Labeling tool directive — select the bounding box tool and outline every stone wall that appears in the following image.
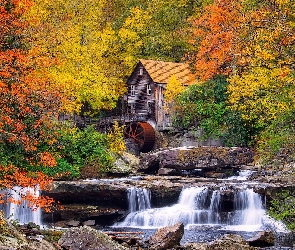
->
[155,129,223,149]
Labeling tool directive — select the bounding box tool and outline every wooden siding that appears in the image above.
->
[126,62,156,123]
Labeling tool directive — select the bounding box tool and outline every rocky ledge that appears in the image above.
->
[139,146,254,178]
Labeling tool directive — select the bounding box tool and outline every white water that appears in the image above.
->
[3,187,42,225]
[227,170,254,180]
[225,189,266,231]
[115,186,287,232]
[127,187,151,212]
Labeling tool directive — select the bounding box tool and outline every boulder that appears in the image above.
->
[147,222,184,250]
[247,231,275,247]
[183,242,208,250]
[66,220,80,227]
[139,146,254,177]
[111,152,140,176]
[207,234,256,250]
[83,220,96,226]
[58,225,128,250]
[139,153,161,174]
[0,213,56,250]
[184,234,257,250]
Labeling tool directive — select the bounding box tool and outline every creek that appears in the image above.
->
[109,179,291,247]
[1,171,294,248]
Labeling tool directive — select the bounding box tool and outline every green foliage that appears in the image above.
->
[222,110,254,147]
[172,75,228,139]
[39,229,64,243]
[54,124,115,178]
[257,110,295,162]
[27,123,115,179]
[269,190,295,230]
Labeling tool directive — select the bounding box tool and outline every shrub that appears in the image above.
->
[268,190,295,230]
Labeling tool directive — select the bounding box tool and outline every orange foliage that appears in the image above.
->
[0,0,60,210]
[0,165,54,211]
[188,0,242,80]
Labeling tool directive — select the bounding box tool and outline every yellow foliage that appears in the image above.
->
[107,121,126,154]
[228,67,295,126]
[165,75,185,105]
[26,0,128,115]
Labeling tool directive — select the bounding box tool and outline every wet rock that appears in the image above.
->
[247,231,275,247]
[147,222,184,250]
[139,153,160,174]
[43,181,128,207]
[139,146,254,177]
[110,152,140,176]
[0,213,56,250]
[58,225,128,250]
[185,234,257,250]
[158,167,180,175]
[66,220,80,227]
[208,234,256,249]
[83,220,96,226]
[183,242,208,250]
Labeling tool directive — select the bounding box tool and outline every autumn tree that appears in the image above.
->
[164,75,185,111]
[188,0,243,80]
[26,0,199,118]
[189,0,295,151]
[227,0,295,136]
[0,0,60,210]
[27,0,135,115]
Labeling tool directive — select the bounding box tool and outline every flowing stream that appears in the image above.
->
[112,185,290,246]
[0,177,291,247]
[115,187,269,230]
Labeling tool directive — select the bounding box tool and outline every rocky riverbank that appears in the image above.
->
[3,146,295,249]
[41,146,295,227]
[42,175,295,227]
[1,219,292,250]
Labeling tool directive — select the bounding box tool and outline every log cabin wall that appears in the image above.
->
[126,62,157,125]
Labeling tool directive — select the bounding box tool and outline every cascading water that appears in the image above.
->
[127,187,151,212]
[115,186,268,231]
[225,188,265,231]
[2,186,42,225]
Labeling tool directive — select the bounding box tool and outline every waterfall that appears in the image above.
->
[3,187,42,225]
[234,188,265,225]
[115,186,267,230]
[127,187,151,212]
[208,190,221,224]
[224,188,265,231]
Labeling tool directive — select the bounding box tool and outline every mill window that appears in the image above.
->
[147,84,152,95]
[130,103,135,114]
[131,85,135,96]
[139,67,143,76]
[147,102,152,113]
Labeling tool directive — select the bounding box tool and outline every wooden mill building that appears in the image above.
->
[122,59,193,153]
[125,59,193,130]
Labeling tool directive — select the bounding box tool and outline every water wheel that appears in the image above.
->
[124,122,155,152]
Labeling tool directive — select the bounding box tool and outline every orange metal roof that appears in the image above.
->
[140,59,194,86]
